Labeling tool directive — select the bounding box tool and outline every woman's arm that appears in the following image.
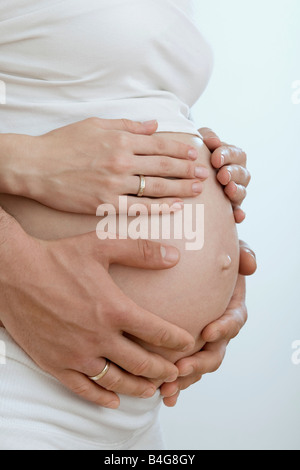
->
[0,118,208,214]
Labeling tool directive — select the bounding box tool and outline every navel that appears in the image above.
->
[220,254,232,271]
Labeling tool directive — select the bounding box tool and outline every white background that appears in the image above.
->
[161,0,300,450]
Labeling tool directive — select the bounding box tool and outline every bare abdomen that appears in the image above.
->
[0,133,239,364]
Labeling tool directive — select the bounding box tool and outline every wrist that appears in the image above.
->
[0,133,39,197]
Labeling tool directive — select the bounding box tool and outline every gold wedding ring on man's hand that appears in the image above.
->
[88,360,111,382]
[137,175,146,197]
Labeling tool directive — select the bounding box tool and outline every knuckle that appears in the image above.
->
[152,179,166,195]
[137,238,156,263]
[153,327,171,346]
[211,357,223,373]
[246,170,252,185]
[104,375,122,391]
[185,163,194,178]
[242,150,247,164]
[131,358,151,376]
[115,132,131,150]
[70,382,91,398]
[86,117,101,127]
[155,137,166,153]
[158,158,171,174]
[120,118,135,132]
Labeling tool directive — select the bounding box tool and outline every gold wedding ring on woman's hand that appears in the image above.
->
[137,175,146,197]
[88,360,111,382]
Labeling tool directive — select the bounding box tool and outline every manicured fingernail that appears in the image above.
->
[192,182,203,194]
[161,246,180,263]
[141,388,156,399]
[188,148,198,160]
[170,202,184,212]
[142,120,158,127]
[179,367,194,377]
[226,170,232,183]
[195,167,209,178]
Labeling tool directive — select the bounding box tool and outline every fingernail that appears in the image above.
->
[244,248,256,260]
[165,374,178,383]
[141,388,156,399]
[106,401,120,409]
[142,120,157,127]
[170,202,184,212]
[161,246,180,263]
[220,154,225,166]
[167,388,180,398]
[195,167,209,179]
[188,149,198,160]
[192,182,203,194]
[179,366,194,377]
[226,170,232,183]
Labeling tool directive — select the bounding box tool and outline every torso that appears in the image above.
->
[0,1,238,368]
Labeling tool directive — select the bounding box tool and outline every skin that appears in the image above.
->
[0,118,255,408]
[162,130,255,406]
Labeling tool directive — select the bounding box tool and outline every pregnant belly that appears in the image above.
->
[0,133,239,365]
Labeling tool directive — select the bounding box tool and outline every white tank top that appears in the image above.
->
[0,0,213,136]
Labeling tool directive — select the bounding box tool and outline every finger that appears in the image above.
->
[233,207,246,224]
[211,146,247,169]
[133,135,198,160]
[126,196,185,215]
[85,360,157,399]
[175,374,203,393]
[217,165,251,187]
[239,241,257,276]
[160,380,180,398]
[198,127,222,151]
[224,182,247,206]
[133,155,209,179]
[121,300,195,352]
[128,175,204,198]
[107,336,179,382]
[202,311,246,343]
[163,391,180,408]
[54,369,120,408]
[93,117,159,135]
[105,238,181,269]
[176,341,228,378]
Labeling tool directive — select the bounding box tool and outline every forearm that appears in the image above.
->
[0,133,36,196]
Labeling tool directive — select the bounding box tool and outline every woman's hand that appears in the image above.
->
[199,128,251,224]
[1,118,209,214]
[160,241,257,407]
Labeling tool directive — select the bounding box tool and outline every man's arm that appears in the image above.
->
[0,208,194,407]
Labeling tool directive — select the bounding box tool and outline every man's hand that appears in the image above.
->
[160,241,257,407]
[199,128,251,224]
[0,209,195,409]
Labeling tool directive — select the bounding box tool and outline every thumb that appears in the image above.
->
[198,127,222,151]
[96,118,158,135]
[106,238,181,270]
